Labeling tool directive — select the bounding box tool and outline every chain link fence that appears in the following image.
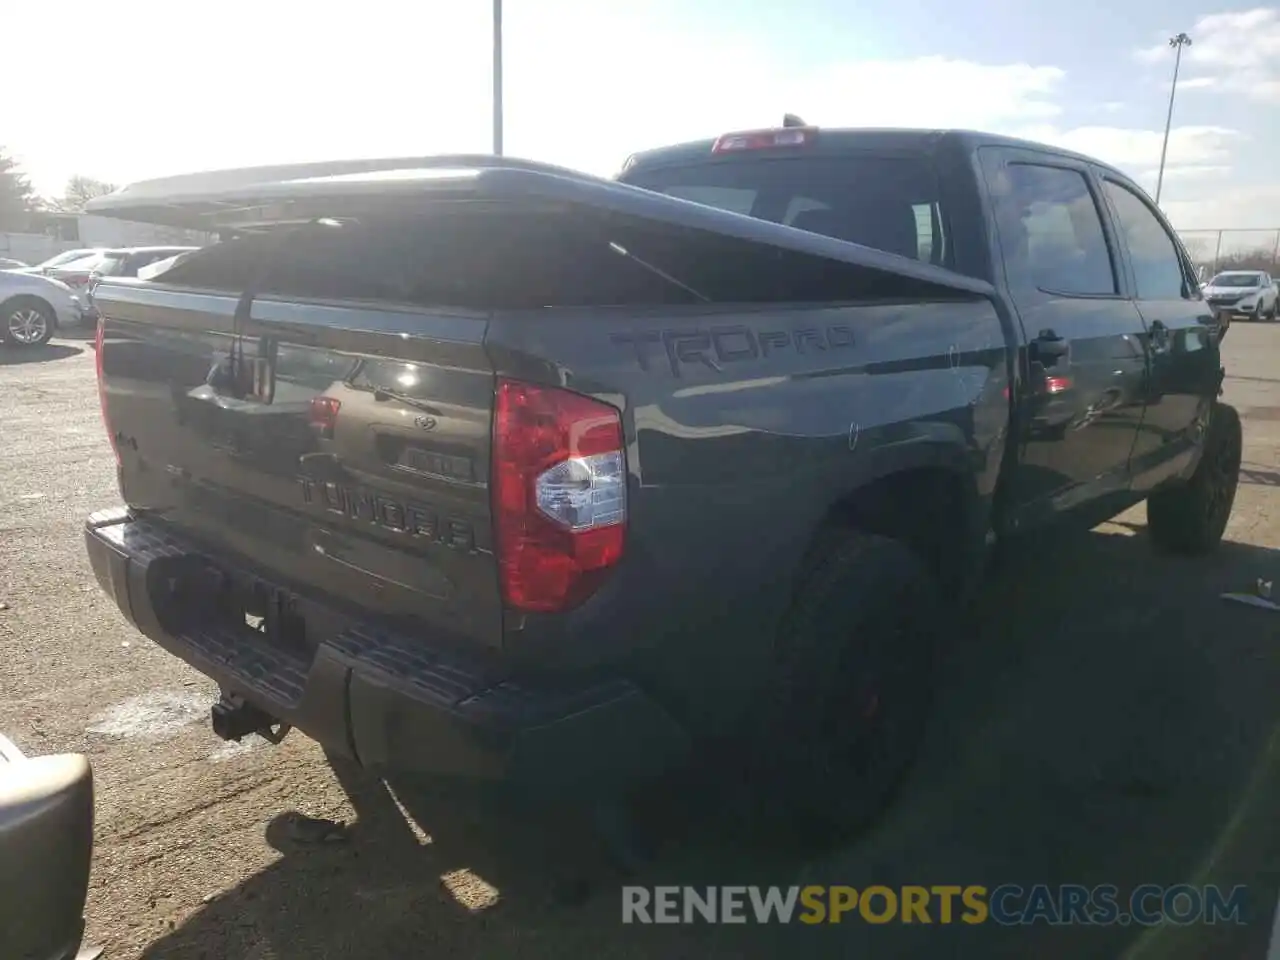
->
[1176,229,1280,281]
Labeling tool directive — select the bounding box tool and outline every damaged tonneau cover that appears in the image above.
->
[85,154,993,298]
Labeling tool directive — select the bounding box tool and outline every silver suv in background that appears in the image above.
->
[1202,270,1279,321]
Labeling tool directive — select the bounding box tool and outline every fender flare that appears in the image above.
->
[830,424,993,593]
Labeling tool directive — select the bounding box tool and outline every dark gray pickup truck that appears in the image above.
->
[83,125,1239,839]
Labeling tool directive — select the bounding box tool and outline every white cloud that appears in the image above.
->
[1163,182,1280,233]
[3,1,1070,196]
[1134,8,1280,101]
[1136,163,1233,181]
[0,0,1268,230]
[1017,124,1242,171]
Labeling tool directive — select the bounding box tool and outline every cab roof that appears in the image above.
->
[620,127,1130,182]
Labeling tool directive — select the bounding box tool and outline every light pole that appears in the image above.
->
[492,0,504,156]
[1155,32,1192,206]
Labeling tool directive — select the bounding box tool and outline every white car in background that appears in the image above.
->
[1202,270,1278,321]
[0,270,84,347]
[9,248,106,276]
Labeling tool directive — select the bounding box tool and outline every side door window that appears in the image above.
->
[1100,179,1194,301]
[995,163,1117,296]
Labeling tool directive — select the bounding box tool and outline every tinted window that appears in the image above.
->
[93,253,129,276]
[621,156,948,265]
[39,249,95,269]
[995,164,1116,296]
[1102,180,1188,299]
[1209,273,1264,288]
[664,185,756,217]
[54,254,105,273]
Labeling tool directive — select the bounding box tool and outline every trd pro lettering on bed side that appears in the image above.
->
[611,324,856,377]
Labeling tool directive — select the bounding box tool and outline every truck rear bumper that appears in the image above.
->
[85,507,690,795]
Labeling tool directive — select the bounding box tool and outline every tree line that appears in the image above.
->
[0,146,117,232]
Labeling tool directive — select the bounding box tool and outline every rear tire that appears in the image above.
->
[1,296,55,347]
[747,532,941,843]
[1146,402,1242,555]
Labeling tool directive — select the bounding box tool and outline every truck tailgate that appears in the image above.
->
[96,283,502,647]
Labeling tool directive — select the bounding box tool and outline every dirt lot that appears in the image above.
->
[4,324,1280,959]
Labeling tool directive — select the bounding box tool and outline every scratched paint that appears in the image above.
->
[87,689,208,739]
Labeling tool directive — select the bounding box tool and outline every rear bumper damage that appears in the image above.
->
[85,507,689,795]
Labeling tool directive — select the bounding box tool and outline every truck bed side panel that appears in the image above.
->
[486,297,1010,724]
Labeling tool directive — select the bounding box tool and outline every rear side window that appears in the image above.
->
[94,254,129,277]
[993,163,1116,296]
[1102,180,1191,300]
[621,156,948,266]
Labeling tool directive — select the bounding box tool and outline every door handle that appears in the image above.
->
[1031,330,1069,362]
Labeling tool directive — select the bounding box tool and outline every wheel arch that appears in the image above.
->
[802,435,991,600]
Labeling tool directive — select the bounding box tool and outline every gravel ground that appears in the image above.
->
[3,323,1280,959]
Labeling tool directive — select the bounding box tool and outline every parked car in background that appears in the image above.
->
[0,258,28,271]
[135,248,200,281]
[1202,270,1278,321]
[82,246,200,319]
[0,269,83,347]
[43,254,112,306]
[11,248,106,276]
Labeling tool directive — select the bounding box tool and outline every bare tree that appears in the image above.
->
[1214,249,1279,274]
[56,175,118,213]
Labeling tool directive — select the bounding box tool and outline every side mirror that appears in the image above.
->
[0,734,94,960]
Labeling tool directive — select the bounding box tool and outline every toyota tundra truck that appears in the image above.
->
[83,126,1239,838]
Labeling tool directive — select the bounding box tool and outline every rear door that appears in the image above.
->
[1097,175,1219,489]
[979,147,1150,518]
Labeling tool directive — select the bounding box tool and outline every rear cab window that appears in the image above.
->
[619,154,950,268]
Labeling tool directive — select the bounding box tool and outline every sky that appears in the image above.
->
[6,0,1280,246]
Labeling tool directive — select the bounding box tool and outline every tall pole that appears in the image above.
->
[1155,32,1192,206]
[492,0,504,156]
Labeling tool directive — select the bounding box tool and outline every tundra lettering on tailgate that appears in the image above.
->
[612,323,856,377]
[297,477,478,552]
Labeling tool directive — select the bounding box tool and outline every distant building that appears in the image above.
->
[32,210,212,247]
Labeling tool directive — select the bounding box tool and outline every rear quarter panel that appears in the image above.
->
[487,298,1011,728]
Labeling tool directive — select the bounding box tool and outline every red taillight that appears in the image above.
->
[94,318,120,465]
[493,379,627,613]
[711,126,818,154]
[309,396,340,438]
[1045,376,1072,394]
